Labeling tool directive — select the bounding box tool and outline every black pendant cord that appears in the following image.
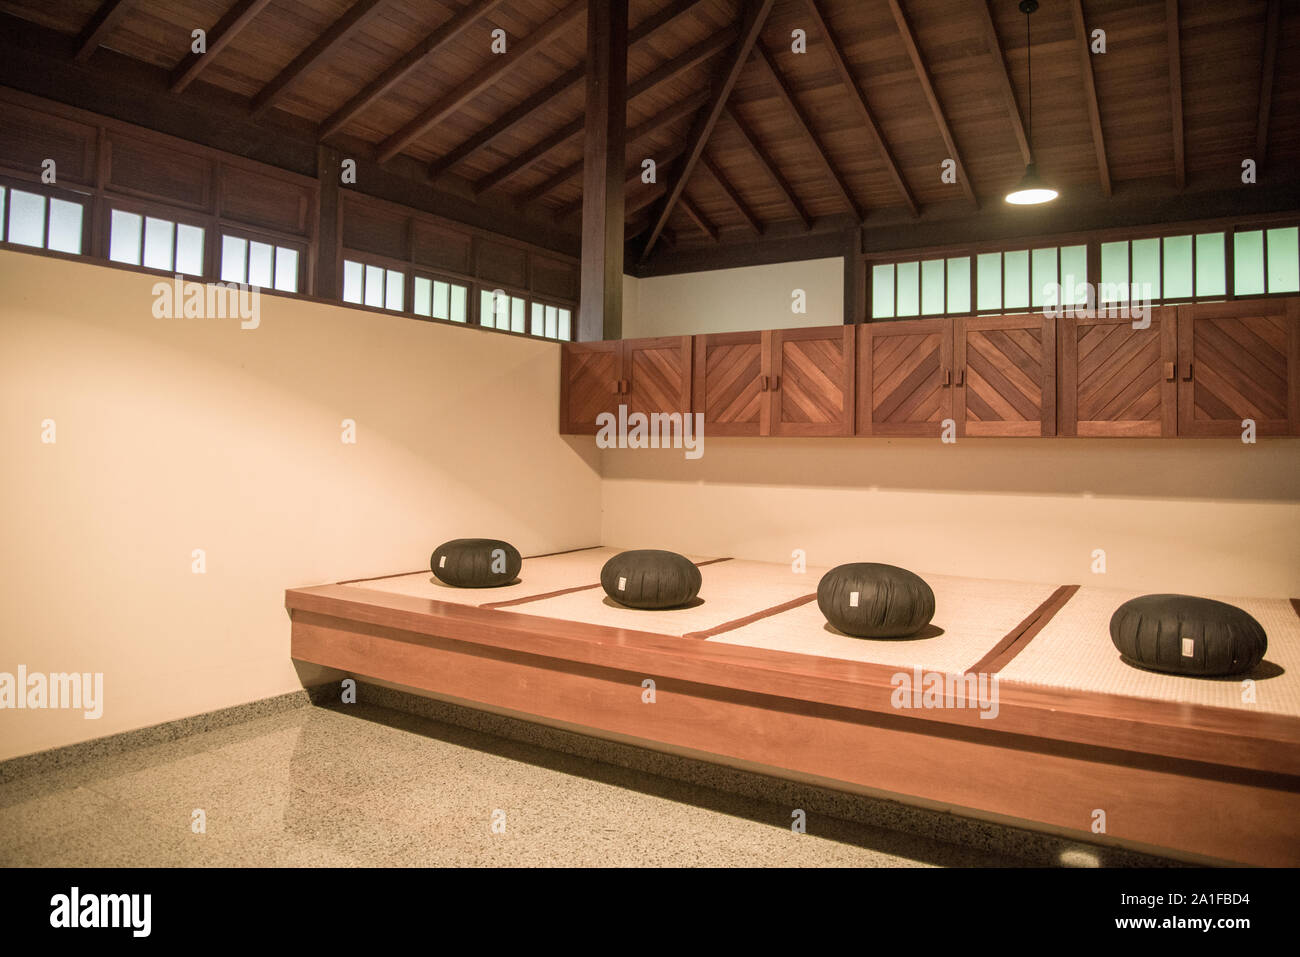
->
[1026,7,1032,161]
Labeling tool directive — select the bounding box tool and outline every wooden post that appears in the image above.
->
[578,0,627,342]
[844,227,864,324]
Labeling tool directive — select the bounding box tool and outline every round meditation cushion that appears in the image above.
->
[600,549,702,609]
[430,538,521,588]
[817,563,936,638]
[1108,594,1267,676]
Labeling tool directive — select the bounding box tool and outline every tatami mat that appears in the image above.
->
[708,575,1061,674]
[998,587,1300,716]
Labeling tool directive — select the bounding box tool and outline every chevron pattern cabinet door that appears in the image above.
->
[1177,299,1299,437]
[693,332,766,435]
[857,318,952,436]
[770,326,855,436]
[955,315,1056,436]
[1058,308,1177,437]
[560,342,620,434]
[625,336,693,420]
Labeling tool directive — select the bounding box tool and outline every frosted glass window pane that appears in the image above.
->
[510,297,526,333]
[143,217,174,271]
[558,308,571,340]
[545,305,558,339]
[1060,245,1087,305]
[1004,249,1029,310]
[1162,235,1193,299]
[976,252,1001,311]
[248,241,273,288]
[531,302,544,335]
[385,270,403,311]
[450,284,467,322]
[47,198,83,254]
[0,189,5,238]
[432,281,450,320]
[1131,237,1160,302]
[1266,227,1299,293]
[342,259,363,303]
[479,290,496,327]
[413,277,432,316]
[1030,248,1057,308]
[1195,232,1225,297]
[7,189,45,247]
[920,259,945,315]
[364,265,384,307]
[1234,230,1265,296]
[274,246,298,292]
[221,235,246,282]
[896,261,919,317]
[109,209,142,264]
[1099,241,1128,302]
[946,257,970,313]
[871,264,894,318]
[176,224,203,276]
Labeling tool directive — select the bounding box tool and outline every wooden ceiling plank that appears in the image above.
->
[251,0,388,119]
[318,0,511,141]
[376,0,585,164]
[558,145,688,220]
[74,0,135,62]
[974,0,1031,167]
[752,40,865,221]
[170,0,274,93]
[701,152,762,234]
[679,193,719,243]
[1068,0,1111,197]
[1256,0,1280,166]
[1167,0,1184,189]
[886,0,976,205]
[724,105,813,231]
[641,0,776,261]
[804,0,918,217]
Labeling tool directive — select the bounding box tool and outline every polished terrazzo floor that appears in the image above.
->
[1,703,1028,867]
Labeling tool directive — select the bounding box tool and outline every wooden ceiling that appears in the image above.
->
[5,0,1297,261]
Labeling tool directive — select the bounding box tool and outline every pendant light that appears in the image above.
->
[1005,0,1059,205]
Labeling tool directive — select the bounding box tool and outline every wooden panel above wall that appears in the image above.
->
[476,237,529,290]
[105,131,212,211]
[412,220,473,276]
[0,100,97,185]
[219,163,313,236]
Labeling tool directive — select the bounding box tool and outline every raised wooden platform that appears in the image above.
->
[286,558,1300,866]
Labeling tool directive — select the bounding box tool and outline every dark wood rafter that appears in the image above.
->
[74,0,135,61]
[318,0,511,141]
[1069,0,1112,197]
[434,0,720,184]
[803,0,919,217]
[251,0,388,120]
[724,105,813,231]
[752,41,865,221]
[1167,0,1184,189]
[1256,0,1280,167]
[170,0,273,93]
[640,0,777,262]
[887,0,976,205]
[376,0,585,165]
[559,145,688,221]
[700,152,762,234]
[974,0,1031,167]
[679,193,719,242]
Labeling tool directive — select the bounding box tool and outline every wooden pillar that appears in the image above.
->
[577,0,628,342]
[843,227,864,323]
[315,144,341,299]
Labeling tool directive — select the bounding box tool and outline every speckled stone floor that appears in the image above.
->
[0,703,1031,867]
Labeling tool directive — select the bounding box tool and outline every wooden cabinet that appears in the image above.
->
[693,331,766,436]
[1058,307,1177,437]
[560,336,691,434]
[955,314,1056,437]
[857,318,953,437]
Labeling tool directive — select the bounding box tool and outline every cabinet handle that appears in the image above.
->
[955,368,965,387]
[1163,361,1175,382]
[943,369,951,387]
[760,375,769,392]
[771,375,781,391]
[1181,361,1193,382]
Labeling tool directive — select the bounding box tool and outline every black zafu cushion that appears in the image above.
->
[1109,594,1267,676]
[817,563,935,638]
[601,549,701,609]
[430,538,521,588]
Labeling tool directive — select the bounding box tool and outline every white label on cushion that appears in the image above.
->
[1181,637,1194,657]
[439,556,446,568]
[618,576,627,591]
[849,591,859,608]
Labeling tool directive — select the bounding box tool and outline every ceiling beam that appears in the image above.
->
[74,0,135,62]
[640,0,776,261]
[376,0,584,164]
[974,0,1031,167]
[558,145,687,220]
[803,0,918,217]
[318,0,509,141]
[429,0,716,182]
[752,41,865,221]
[724,106,813,231]
[251,0,388,120]
[1256,0,1280,167]
[1068,0,1111,196]
[701,152,763,234]
[679,194,719,243]
[1167,0,1184,189]
[886,0,976,205]
[466,24,738,192]
[170,0,273,93]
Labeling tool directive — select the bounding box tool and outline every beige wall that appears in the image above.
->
[621,257,843,338]
[0,252,601,760]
